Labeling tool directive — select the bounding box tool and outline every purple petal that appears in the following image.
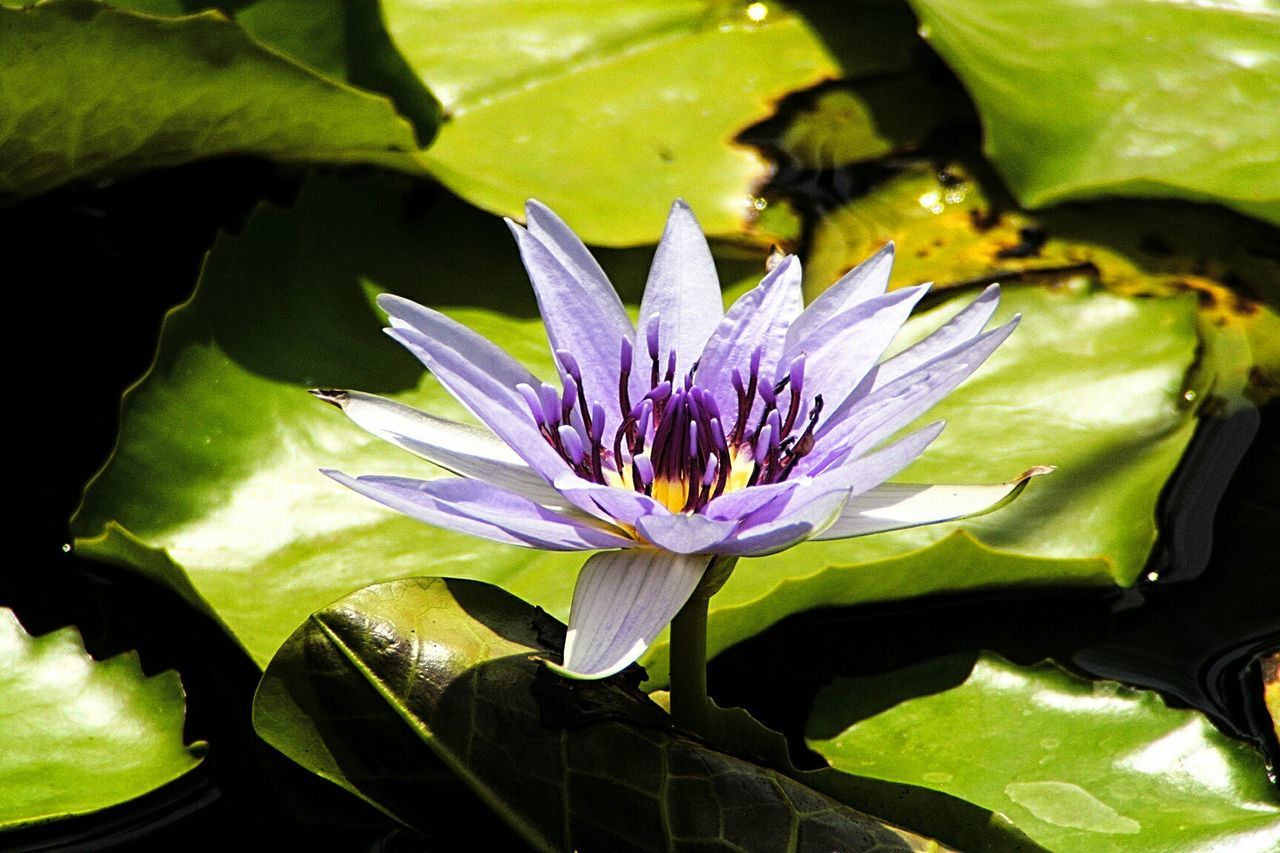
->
[869,284,1002,391]
[554,549,712,680]
[630,200,722,401]
[634,513,739,554]
[717,421,946,556]
[801,319,1017,476]
[784,243,894,351]
[322,471,633,551]
[812,466,1054,540]
[377,295,571,485]
[508,213,631,437]
[714,489,849,556]
[695,255,803,426]
[314,390,565,507]
[552,474,669,526]
[702,477,804,521]
[785,284,930,422]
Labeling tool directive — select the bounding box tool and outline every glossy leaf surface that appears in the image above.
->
[0,0,425,199]
[906,0,1280,224]
[0,609,203,829]
[809,654,1280,852]
[382,0,840,245]
[254,576,938,851]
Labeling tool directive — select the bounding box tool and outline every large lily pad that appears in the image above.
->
[808,653,1280,852]
[0,608,204,829]
[0,0,426,199]
[382,0,840,245]
[74,173,1198,680]
[253,576,942,851]
[906,0,1280,224]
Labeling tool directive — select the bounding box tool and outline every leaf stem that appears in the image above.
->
[668,555,737,738]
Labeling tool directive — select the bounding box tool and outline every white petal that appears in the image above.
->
[313,390,566,508]
[812,466,1054,540]
[553,549,711,680]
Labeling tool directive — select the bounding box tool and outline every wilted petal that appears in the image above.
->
[631,200,723,399]
[322,471,633,551]
[555,549,711,680]
[635,512,739,554]
[783,243,894,351]
[813,466,1055,540]
[695,255,802,421]
[313,390,564,507]
[868,284,1002,391]
[802,320,1017,476]
[378,295,571,485]
[509,211,631,436]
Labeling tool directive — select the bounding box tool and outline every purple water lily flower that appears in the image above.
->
[316,200,1048,681]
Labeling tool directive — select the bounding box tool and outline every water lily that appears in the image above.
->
[315,200,1048,698]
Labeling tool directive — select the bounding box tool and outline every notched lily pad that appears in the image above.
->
[382,0,841,245]
[809,653,1280,853]
[0,608,204,830]
[253,576,943,851]
[0,0,426,200]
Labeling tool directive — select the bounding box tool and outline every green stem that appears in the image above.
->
[668,555,738,738]
[669,592,710,736]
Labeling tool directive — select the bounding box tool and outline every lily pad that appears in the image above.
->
[802,163,1280,402]
[382,0,840,245]
[0,0,426,200]
[808,653,1280,852]
[906,0,1280,224]
[253,576,943,850]
[0,608,204,829]
[74,173,1200,680]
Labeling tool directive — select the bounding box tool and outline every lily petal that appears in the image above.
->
[508,212,631,436]
[786,283,931,421]
[869,283,1002,391]
[695,254,803,424]
[556,549,711,680]
[812,466,1055,540]
[631,200,723,399]
[322,471,633,551]
[552,474,669,526]
[312,390,565,507]
[635,513,740,554]
[803,319,1017,475]
[715,489,849,557]
[783,242,894,351]
[377,295,571,485]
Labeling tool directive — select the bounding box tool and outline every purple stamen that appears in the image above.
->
[559,424,584,466]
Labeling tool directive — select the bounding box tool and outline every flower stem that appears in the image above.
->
[668,555,738,739]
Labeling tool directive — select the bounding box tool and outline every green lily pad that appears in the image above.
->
[808,653,1280,852]
[73,173,1198,682]
[109,0,442,142]
[254,575,944,850]
[0,0,426,200]
[381,0,839,245]
[906,0,1280,224]
[0,608,204,829]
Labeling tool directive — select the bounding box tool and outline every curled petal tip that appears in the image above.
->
[309,388,350,409]
[1016,465,1057,481]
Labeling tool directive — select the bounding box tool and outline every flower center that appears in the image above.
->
[518,318,823,513]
